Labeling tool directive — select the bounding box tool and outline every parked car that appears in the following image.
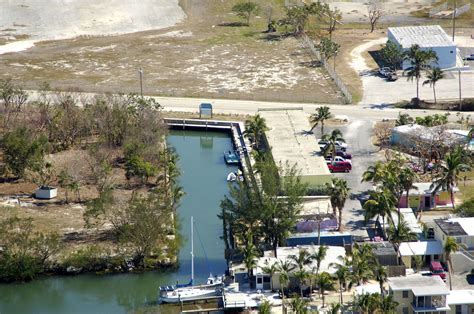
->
[327,161,352,173]
[318,140,348,151]
[386,72,398,81]
[464,53,474,61]
[325,156,352,164]
[379,67,395,77]
[430,261,446,281]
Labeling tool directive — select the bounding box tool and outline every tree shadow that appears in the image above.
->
[217,22,248,27]
[299,60,323,68]
[260,32,292,42]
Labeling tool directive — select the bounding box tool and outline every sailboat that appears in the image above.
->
[158,217,224,304]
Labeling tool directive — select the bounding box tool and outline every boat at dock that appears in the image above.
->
[158,217,224,304]
[224,150,240,165]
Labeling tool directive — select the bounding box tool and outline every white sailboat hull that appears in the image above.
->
[159,288,219,303]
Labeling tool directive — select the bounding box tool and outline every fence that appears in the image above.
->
[300,33,353,104]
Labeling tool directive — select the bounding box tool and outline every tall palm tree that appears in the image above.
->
[294,269,309,297]
[289,249,313,271]
[244,114,269,149]
[350,244,376,286]
[374,264,387,299]
[316,272,335,308]
[444,236,467,290]
[331,262,350,304]
[387,219,417,247]
[310,106,332,135]
[379,294,399,313]
[289,295,309,314]
[363,189,397,238]
[242,235,259,285]
[277,260,295,307]
[353,293,380,314]
[321,129,345,161]
[260,260,278,292]
[361,161,386,185]
[312,245,329,276]
[423,67,444,104]
[399,167,418,215]
[431,147,471,211]
[403,44,438,101]
[326,178,351,231]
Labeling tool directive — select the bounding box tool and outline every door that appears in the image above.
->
[424,195,431,209]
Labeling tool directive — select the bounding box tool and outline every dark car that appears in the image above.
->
[327,161,352,173]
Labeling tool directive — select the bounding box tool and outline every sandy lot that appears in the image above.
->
[0,0,342,104]
[0,0,185,41]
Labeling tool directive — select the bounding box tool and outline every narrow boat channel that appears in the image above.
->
[0,129,238,314]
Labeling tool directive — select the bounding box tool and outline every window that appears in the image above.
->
[456,305,462,314]
[402,307,409,314]
[456,237,462,244]
[402,290,409,298]
[256,277,263,284]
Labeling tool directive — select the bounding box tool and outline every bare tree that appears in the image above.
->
[373,121,395,149]
[0,79,28,129]
[367,2,384,33]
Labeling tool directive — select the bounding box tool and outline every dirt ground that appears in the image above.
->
[0,0,342,104]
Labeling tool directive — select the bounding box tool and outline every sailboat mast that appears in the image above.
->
[191,216,194,284]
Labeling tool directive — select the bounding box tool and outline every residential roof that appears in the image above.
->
[378,208,422,234]
[447,289,474,305]
[259,109,330,179]
[388,275,449,296]
[355,283,380,295]
[398,241,443,257]
[255,245,345,276]
[436,217,474,236]
[435,218,470,236]
[300,197,332,217]
[367,241,397,256]
[407,182,458,196]
[388,25,454,49]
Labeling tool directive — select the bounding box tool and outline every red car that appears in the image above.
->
[327,161,352,173]
[430,261,446,280]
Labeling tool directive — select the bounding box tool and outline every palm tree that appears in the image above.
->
[403,44,438,101]
[387,219,417,246]
[327,303,342,314]
[423,67,444,104]
[431,147,471,211]
[353,293,379,314]
[399,167,418,215]
[310,106,332,135]
[58,169,72,203]
[294,269,309,297]
[261,260,278,291]
[363,189,397,238]
[374,264,387,299]
[277,260,295,307]
[444,236,467,290]
[312,245,329,276]
[289,295,309,314]
[331,262,350,304]
[244,114,268,149]
[289,249,313,271]
[350,244,376,286]
[361,161,386,185]
[326,178,351,231]
[242,235,259,285]
[379,294,399,313]
[258,299,272,314]
[321,129,345,161]
[316,272,335,308]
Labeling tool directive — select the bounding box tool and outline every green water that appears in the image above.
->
[0,130,237,314]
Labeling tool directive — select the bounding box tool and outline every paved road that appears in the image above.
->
[319,118,379,237]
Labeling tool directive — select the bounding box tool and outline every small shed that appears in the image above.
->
[35,186,58,199]
[199,103,213,118]
[368,241,399,266]
[387,25,457,69]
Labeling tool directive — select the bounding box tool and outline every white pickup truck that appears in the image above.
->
[325,156,351,164]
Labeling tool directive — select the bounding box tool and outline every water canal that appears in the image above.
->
[0,129,238,314]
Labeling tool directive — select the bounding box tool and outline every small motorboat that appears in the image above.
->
[224,150,240,165]
[227,170,244,182]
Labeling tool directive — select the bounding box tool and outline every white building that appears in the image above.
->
[388,25,457,69]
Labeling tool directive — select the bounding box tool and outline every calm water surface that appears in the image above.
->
[0,130,237,314]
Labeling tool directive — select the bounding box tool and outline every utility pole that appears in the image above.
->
[458,69,462,110]
[452,0,457,42]
[138,68,144,98]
